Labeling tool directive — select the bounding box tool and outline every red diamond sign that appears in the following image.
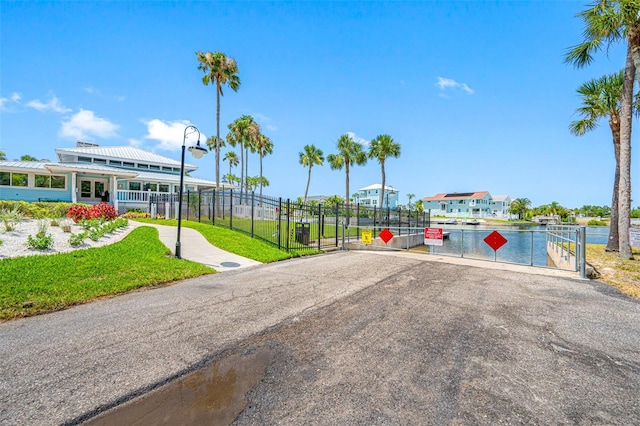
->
[484,231,507,251]
[379,228,394,244]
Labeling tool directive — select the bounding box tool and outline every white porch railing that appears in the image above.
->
[116,190,171,203]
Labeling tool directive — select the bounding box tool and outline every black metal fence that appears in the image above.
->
[150,190,431,253]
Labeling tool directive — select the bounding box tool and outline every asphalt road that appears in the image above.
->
[1,251,639,425]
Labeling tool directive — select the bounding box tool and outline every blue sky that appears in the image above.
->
[0,1,633,208]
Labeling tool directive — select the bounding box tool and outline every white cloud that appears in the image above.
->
[346,131,370,147]
[436,77,474,95]
[59,109,119,140]
[253,112,278,132]
[27,94,71,113]
[128,138,143,147]
[0,92,23,111]
[143,119,207,151]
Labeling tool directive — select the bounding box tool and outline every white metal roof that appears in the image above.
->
[358,183,399,192]
[0,161,48,170]
[491,195,511,202]
[44,162,139,178]
[131,170,217,186]
[54,146,199,170]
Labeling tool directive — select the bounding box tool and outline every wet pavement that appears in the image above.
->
[1,251,639,425]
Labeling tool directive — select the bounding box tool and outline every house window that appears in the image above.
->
[78,156,92,163]
[34,175,50,188]
[149,165,160,170]
[123,162,135,168]
[51,176,66,189]
[146,183,157,191]
[129,182,141,191]
[159,184,169,192]
[0,172,10,186]
[94,158,107,165]
[11,173,28,187]
[34,174,65,188]
[137,164,149,169]
[110,160,122,166]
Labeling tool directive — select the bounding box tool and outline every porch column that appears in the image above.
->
[71,172,77,203]
[111,176,118,211]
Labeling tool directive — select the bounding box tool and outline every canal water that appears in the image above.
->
[426,225,609,267]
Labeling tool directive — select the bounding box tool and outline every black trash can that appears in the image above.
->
[295,222,310,244]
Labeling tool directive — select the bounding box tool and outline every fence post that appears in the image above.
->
[251,191,255,238]
[212,189,216,225]
[186,190,190,221]
[286,199,291,251]
[229,189,233,230]
[198,190,201,223]
[318,203,322,251]
[579,226,586,278]
[356,203,360,241]
[335,203,339,248]
[278,198,282,250]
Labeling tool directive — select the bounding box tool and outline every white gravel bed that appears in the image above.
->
[0,219,139,259]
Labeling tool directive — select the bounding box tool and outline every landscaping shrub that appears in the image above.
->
[0,201,75,219]
[0,204,23,231]
[588,219,608,226]
[25,233,54,250]
[68,231,87,247]
[67,205,91,223]
[89,202,118,220]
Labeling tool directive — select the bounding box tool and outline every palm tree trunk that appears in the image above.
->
[345,162,350,225]
[215,83,221,217]
[607,120,621,252]
[245,146,249,204]
[239,141,244,205]
[259,154,263,199]
[380,161,386,209]
[618,45,635,259]
[304,166,312,203]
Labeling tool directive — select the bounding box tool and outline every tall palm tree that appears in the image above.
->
[299,144,325,203]
[327,134,368,222]
[226,115,260,203]
[196,51,240,195]
[368,134,401,209]
[565,0,640,259]
[255,133,274,198]
[223,151,239,186]
[570,71,627,252]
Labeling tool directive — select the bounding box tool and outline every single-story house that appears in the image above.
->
[0,141,226,212]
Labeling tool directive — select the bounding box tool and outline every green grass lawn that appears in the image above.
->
[135,218,321,260]
[0,226,214,320]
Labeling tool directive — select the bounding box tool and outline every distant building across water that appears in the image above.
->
[422,191,513,219]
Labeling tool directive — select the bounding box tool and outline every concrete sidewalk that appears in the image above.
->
[140,223,261,272]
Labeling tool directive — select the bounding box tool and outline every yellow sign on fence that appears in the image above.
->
[362,229,372,245]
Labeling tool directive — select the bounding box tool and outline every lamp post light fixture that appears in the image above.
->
[175,125,208,259]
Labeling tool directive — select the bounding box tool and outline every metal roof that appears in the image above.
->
[423,191,491,201]
[54,146,198,170]
[358,183,399,191]
[0,161,48,170]
[44,163,139,178]
[131,170,217,186]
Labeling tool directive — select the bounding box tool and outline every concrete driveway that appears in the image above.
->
[1,251,638,425]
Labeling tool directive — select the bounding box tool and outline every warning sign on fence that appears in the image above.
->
[362,229,372,245]
[424,227,443,246]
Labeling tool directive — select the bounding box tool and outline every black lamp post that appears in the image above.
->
[176,125,208,259]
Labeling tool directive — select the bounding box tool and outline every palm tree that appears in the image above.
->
[509,198,531,220]
[368,134,401,209]
[570,71,628,251]
[415,199,424,213]
[196,51,240,195]
[299,144,325,203]
[407,193,415,210]
[565,0,640,259]
[226,115,260,203]
[255,133,274,198]
[223,151,239,185]
[0,151,6,161]
[20,155,39,161]
[327,134,368,222]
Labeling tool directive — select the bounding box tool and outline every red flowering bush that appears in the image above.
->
[89,202,118,220]
[67,205,90,223]
[67,203,119,222]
